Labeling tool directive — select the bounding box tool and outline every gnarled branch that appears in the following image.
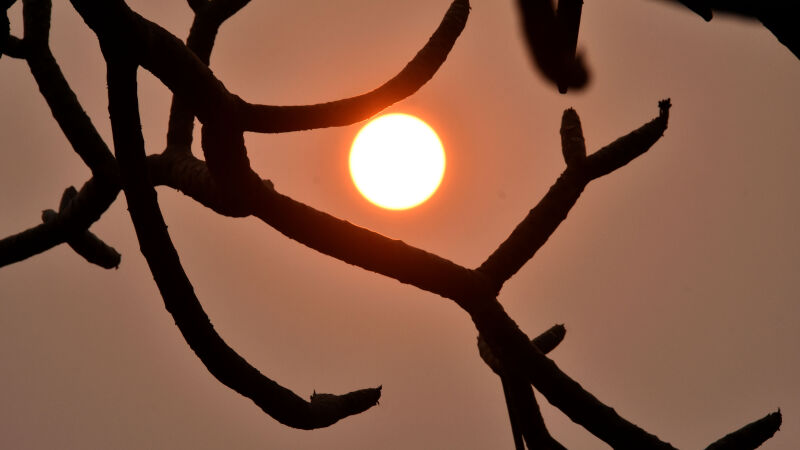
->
[22,0,117,179]
[70,0,470,133]
[477,101,670,292]
[516,0,589,93]
[40,186,120,269]
[166,0,251,151]
[106,57,380,429]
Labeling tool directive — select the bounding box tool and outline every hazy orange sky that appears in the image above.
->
[2,1,799,448]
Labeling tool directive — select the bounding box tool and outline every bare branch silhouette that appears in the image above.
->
[166,0,251,152]
[106,57,380,430]
[705,411,782,450]
[516,0,589,93]
[660,1,798,59]
[40,186,120,269]
[69,0,470,133]
[0,0,787,447]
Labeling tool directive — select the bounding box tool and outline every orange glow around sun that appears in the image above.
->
[349,113,445,210]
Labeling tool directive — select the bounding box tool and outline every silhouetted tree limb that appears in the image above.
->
[1,1,11,59]
[479,324,566,374]
[21,0,117,180]
[480,325,568,450]
[69,0,470,133]
[186,0,206,14]
[105,56,381,430]
[0,178,119,267]
[0,93,707,447]
[469,293,678,449]
[166,0,251,152]
[164,97,680,447]
[477,101,670,292]
[705,411,782,450]
[516,0,589,93]
[661,1,798,59]
[0,34,24,58]
[40,186,121,269]
[1,1,786,447]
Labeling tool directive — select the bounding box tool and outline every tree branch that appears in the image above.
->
[106,55,380,430]
[70,0,470,133]
[186,0,206,14]
[22,0,117,180]
[477,101,670,292]
[480,325,568,450]
[516,0,589,93]
[40,186,121,269]
[0,178,119,267]
[555,0,584,94]
[166,0,250,151]
[705,411,782,450]
[660,1,799,59]
[237,0,471,132]
[471,302,678,449]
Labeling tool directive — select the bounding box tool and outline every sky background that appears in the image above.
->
[1,1,799,448]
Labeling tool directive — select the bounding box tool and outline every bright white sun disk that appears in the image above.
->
[349,113,445,210]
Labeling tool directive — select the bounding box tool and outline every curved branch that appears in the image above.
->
[70,0,470,133]
[583,99,671,180]
[0,34,24,58]
[477,101,670,292]
[471,302,677,449]
[516,0,589,93]
[238,0,471,132]
[106,58,380,430]
[1,4,9,59]
[662,1,798,59]
[166,0,251,150]
[186,0,205,13]
[22,0,117,179]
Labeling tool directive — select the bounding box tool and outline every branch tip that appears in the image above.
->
[560,107,586,166]
[659,98,671,117]
[705,410,782,450]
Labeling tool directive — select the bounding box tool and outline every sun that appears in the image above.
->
[349,113,445,210]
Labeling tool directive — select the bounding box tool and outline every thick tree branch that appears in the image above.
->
[104,59,380,429]
[40,186,121,269]
[516,0,589,93]
[0,178,119,267]
[1,90,758,447]
[186,0,206,14]
[705,411,782,450]
[238,0,470,132]
[0,34,24,58]
[660,1,798,59]
[1,1,10,59]
[470,301,677,449]
[166,0,250,151]
[480,325,568,450]
[70,0,470,133]
[153,108,678,448]
[555,0,584,94]
[477,101,670,292]
[583,99,671,180]
[21,0,117,180]
[106,57,380,429]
